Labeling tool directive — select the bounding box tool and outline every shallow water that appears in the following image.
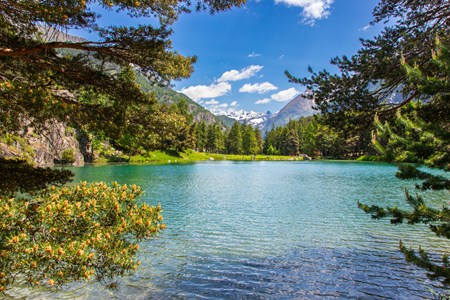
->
[19,161,449,299]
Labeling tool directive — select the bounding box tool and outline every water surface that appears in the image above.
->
[24,161,450,299]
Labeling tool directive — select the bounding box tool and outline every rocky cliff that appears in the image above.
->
[0,120,92,167]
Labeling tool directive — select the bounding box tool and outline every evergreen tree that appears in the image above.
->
[286,0,450,156]
[226,122,243,154]
[359,38,450,288]
[242,124,259,155]
[254,127,264,154]
[194,122,208,151]
[206,124,224,153]
[285,128,300,155]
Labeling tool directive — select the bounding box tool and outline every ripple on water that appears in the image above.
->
[17,161,449,299]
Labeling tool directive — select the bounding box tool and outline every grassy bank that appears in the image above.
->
[95,150,304,164]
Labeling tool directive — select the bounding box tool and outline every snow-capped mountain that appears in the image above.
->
[216,109,272,127]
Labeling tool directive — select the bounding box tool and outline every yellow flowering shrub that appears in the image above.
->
[0,181,165,292]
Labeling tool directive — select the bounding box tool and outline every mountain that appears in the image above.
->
[211,93,316,132]
[261,93,316,132]
[217,109,272,127]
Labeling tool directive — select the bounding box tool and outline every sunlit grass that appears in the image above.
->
[125,150,304,163]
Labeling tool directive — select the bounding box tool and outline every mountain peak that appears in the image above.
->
[262,93,316,132]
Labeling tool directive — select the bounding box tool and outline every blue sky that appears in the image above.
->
[72,1,382,114]
[170,0,382,114]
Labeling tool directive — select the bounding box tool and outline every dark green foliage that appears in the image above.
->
[194,121,264,155]
[359,35,450,289]
[254,127,264,154]
[396,164,450,191]
[206,124,225,153]
[286,0,450,161]
[226,122,243,154]
[262,116,358,158]
[373,100,449,169]
[399,242,450,286]
[358,188,450,284]
[242,124,259,155]
[194,122,208,151]
[0,158,73,196]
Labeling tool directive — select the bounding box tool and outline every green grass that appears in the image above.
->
[109,150,304,164]
[356,155,381,162]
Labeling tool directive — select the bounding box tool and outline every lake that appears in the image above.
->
[21,161,449,299]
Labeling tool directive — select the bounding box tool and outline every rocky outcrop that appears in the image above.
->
[0,120,91,167]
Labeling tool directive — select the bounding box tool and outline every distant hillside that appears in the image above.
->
[46,28,228,128]
[134,73,231,127]
[262,94,316,132]
[216,115,237,128]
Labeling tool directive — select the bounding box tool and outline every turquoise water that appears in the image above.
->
[24,161,449,299]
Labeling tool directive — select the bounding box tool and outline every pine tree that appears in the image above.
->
[242,124,259,155]
[206,124,224,153]
[285,128,300,155]
[254,127,264,154]
[360,38,450,288]
[226,122,243,154]
[194,122,208,152]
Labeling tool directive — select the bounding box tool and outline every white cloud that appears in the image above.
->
[179,82,231,101]
[217,65,263,82]
[255,98,271,105]
[230,101,239,107]
[204,99,219,105]
[279,54,285,60]
[255,88,300,104]
[359,24,371,32]
[239,82,278,94]
[271,88,300,102]
[274,0,334,24]
[204,100,233,115]
[248,51,261,58]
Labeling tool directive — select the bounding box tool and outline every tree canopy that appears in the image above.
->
[287,0,450,129]
[0,0,244,135]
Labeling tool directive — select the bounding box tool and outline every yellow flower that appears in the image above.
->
[45,245,53,255]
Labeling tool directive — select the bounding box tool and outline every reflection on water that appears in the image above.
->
[18,161,450,299]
